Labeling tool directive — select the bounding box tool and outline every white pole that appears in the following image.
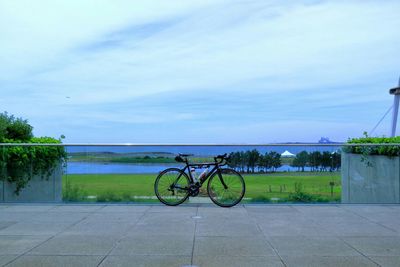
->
[391,95,400,137]
[390,77,400,137]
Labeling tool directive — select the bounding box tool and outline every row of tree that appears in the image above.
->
[291,151,341,172]
[228,150,281,173]
[227,149,341,173]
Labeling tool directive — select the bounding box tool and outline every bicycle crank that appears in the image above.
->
[188,184,200,197]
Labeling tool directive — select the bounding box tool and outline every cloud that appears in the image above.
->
[0,0,399,142]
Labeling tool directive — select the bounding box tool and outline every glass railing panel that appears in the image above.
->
[61,144,344,204]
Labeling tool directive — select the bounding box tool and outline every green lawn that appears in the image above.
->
[63,171,340,203]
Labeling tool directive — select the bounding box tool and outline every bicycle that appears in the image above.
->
[154,153,245,207]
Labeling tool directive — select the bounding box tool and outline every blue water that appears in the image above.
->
[66,162,311,174]
[66,145,340,156]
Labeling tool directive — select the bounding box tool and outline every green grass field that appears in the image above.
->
[63,171,341,203]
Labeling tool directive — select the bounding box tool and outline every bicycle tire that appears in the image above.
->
[154,168,190,206]
[207,168,245,207]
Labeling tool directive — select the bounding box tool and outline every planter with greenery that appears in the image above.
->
[342,134,400,203]
[0,112,66,202]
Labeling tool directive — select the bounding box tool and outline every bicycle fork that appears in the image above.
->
[217,170,228,189]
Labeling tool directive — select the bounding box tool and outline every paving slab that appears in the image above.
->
[0,212,37,222]
[110,235,193,256]
[281,256,378,267]
[50,205,105,212]
[61,221,134,237]
[370,256,400,267]
[97,205,151,213]
[6,255,103,267]
[270,236,361,256]
[257,217,331,237]
[28,235,118,255]
[28,212,90,223]
[83,212,143,223]
[1,205,57,212]
[0,255,18,266]
[0,222,72,236]
[0,235,50,255]
[129,219,195,236]
[0,203,399,266]
[99,255,192,267]
[0,222,15,231]
[193,255,284,267]
[196,219,261,237]
[343,237,400,256]
[317,221,398,237]
[194,236,276,256]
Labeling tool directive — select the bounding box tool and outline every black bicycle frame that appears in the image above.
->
[172,158,228,190]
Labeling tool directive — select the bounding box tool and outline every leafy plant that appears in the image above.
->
[288,182,317,203]
[345,132,400,157]
[96,191,122,202]
[0,112,66,194]
[63,180,87,202]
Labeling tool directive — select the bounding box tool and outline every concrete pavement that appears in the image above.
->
[0,204,399,267]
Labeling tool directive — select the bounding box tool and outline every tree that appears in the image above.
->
[269,151,282,172]
[246,149,260,173]
[0,112,33,142]
[291,151,308,172]
[309,151,322,171]
[320,151,332,171]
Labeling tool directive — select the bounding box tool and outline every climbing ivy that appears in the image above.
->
[0,112,66,194]
[345,132,400,157]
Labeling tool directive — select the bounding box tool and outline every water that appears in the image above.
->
[65,145,340,156]
[65,145,330,174]
[66,162,311,174]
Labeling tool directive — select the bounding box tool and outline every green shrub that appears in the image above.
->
[288,182,317,203]
[0,112,66,194]
[345,133,400,157]
[96,191,122,202]
[0,112,33,142]
[250,195,271,203]
[63,181,87,202]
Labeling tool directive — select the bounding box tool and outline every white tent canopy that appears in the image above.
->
[281,150,295,157]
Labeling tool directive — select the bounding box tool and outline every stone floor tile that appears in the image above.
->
[194,236,276,256]
[2,205,57,212]
[0,235,50,255]
[30,212,90,223]
[83,212,143,223]
[270,236,360,256]
[343,237,400,256]
[50,205,105,212]
[282,256,378,267]
[147,205,198,214]
[370,256,400,267]
[196,219,261,237]
[28,235,118,255]
[0,212,36,222]
[6,255,103,267]
[99,255,192,267]
[111,235,193,256]
[0,255,18,266]
[0,222,71,236]
[193,255,284,267]
[97,205,151,213]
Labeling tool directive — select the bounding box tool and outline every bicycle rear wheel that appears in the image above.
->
[207,168,245,207]
[154,168,190,206]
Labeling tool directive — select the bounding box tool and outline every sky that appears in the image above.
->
[0,0,399,143]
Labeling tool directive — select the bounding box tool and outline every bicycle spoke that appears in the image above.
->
[207,169,245,207]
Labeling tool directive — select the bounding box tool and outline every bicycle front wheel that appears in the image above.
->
[154,168,190,206]
[207,168,245,207]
